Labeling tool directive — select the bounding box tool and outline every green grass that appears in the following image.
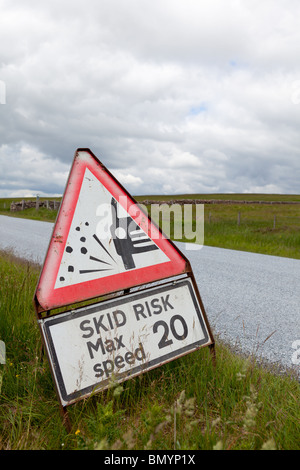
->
[0,251,299,450]
[0,198,60,223]
[1,194,300,258]
[202,203,300,259]
[140,196,300,260]
[135,193,300,202]
[0,194,299,449]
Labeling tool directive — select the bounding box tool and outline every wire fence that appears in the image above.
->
[0,199,60,212]
[206,210,300,230]
[1,199,300,232]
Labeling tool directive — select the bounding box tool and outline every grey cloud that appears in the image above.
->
[1,1,300,197]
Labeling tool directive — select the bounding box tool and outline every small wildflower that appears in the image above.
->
[75,429,81,436]
[243,384,261,431]
[212,417,221,427]
[261,438,276,450]
[213,440,223,450]
[113,385,124,398]
[236,372,246,381]
[122,429,136,450]
[94,438,109,450]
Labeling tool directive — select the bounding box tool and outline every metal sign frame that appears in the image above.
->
[38,275,213,407]
[33,148,215,431]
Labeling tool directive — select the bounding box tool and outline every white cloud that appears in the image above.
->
[0,143,69,197]
[112,171,143,187]
[244,184,283,194]
[0,0,300,196]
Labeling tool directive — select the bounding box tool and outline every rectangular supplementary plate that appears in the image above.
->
[41,277,212,406]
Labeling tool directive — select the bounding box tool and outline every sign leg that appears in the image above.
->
[61,406,72,433]
[209,343,217,368]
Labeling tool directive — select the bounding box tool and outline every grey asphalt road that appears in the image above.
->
[178,242,300,376]
[0,215,53,264]
[0,214,299,376]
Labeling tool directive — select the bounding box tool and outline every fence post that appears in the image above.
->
[273,214,276,229]
[237,211,241,226]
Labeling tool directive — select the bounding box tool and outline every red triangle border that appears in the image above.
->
[35,149,189,311]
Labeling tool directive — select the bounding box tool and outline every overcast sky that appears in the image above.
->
[1,0,300,197]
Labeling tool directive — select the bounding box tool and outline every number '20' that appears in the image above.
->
[153,315,188,349]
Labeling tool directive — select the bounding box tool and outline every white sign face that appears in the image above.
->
[55,168,169,289]
[41,278,212,406]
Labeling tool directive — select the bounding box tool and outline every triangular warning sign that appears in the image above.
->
[35,149,189,311]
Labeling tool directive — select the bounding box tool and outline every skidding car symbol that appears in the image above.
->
[110,198,158,270]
